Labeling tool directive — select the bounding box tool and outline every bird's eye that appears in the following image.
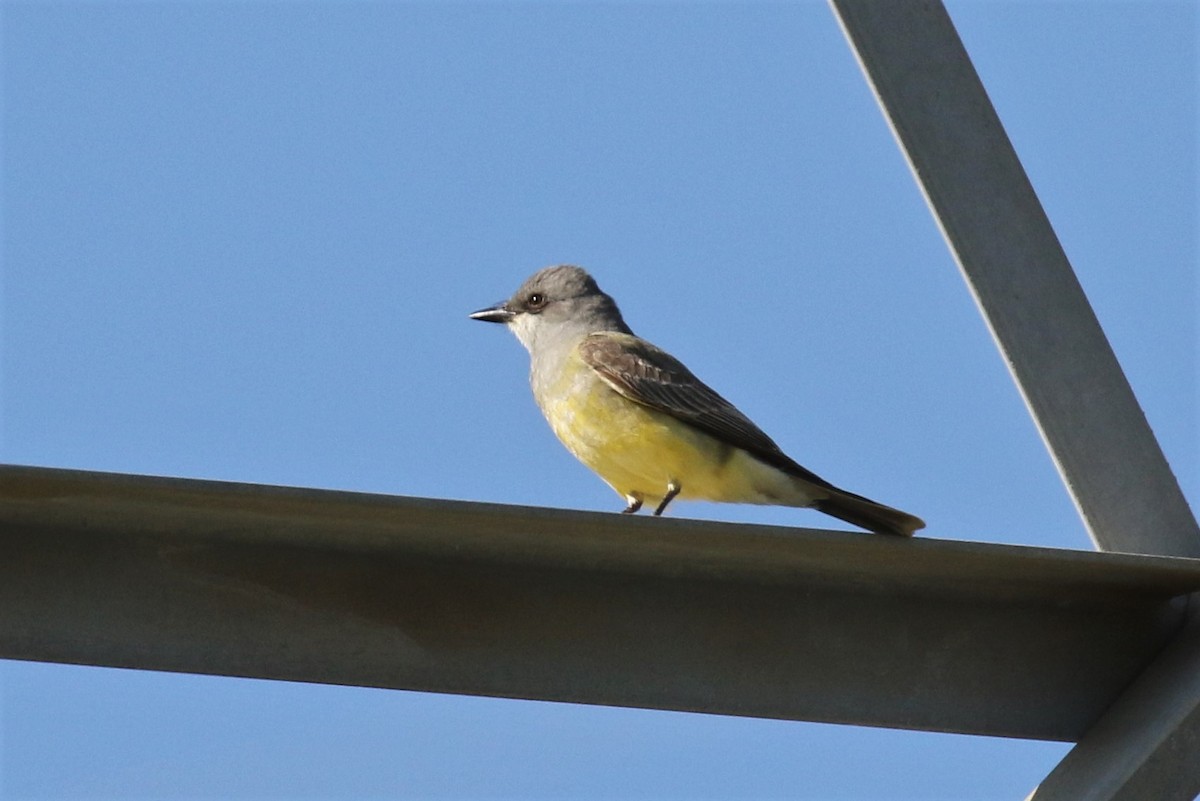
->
[527,292,546,309]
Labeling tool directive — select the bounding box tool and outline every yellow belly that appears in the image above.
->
[537,362,809,508]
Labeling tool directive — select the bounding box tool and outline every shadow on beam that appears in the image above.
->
[3,465,1199,741]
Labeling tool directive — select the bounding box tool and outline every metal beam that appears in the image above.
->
[830,2,1200,794]
[829,0,1200,558]
[4,465,1200,741]
[1030,600,1200,800]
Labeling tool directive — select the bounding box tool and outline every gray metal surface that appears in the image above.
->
[4,464,1200,741]
[1031,604,1200,801]
[829,0,1200,558]
[829,1,1200,794]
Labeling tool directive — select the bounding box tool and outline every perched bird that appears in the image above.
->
[470,265,924,536]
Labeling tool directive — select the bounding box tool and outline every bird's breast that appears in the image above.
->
[531,351,805,505]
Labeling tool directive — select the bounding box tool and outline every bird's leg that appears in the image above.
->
[622,495,643,514]
[653,482,681,516]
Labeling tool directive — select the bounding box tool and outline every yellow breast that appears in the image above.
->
[534,351,804,507]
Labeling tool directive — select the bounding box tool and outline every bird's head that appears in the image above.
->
[470,265,631,353]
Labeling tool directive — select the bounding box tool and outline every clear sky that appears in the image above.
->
[2,1,1196,799]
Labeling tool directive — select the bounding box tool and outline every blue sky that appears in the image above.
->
[2,1,1195,798]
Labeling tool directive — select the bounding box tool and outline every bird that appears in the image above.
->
[469,265,924,536]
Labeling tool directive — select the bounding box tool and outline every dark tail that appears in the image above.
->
[813,488,925,537]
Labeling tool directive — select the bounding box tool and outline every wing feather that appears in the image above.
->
[577,332,838,491]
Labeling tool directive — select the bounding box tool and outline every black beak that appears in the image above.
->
[469,302,515,324]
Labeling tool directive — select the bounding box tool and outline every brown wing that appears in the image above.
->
[577,331,839,491]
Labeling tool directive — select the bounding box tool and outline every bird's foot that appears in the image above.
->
[653,482,681,516]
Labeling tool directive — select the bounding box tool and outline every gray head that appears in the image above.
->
[470,265,632,353]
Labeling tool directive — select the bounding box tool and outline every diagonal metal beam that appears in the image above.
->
[829,1,1200,795]
[829,0,1200,558]
[1031,599,1200,800]
[4,465,1200,741]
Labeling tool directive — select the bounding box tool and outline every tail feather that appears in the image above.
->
[813,489,925,537]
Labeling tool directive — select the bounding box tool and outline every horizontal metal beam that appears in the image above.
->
[829,0,1200,558]
[1030,599,1200,800]
[3,465,1200,740]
